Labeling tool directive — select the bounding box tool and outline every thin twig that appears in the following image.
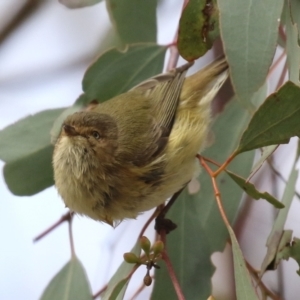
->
[166,0,189,70]
[33,211,74,242]
[162,246,185,300]
[139,207,160,238]
[269,51,286,78]
[0,0,43,46]
[68,214,75,258]
[92,284,108,299]
[246,261,282,300]
[267,158,300,199]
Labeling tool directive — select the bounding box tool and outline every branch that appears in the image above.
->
[33,211,74,242]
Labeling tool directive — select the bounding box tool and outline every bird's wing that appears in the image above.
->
[132,62,194,135]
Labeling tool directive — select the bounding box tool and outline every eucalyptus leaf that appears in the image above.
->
[40,257,92,300]
[102,241,141,300]
[227,226,259,299]
[106,0,157,44]
[284,1,300,84]
[236,81,300,154]
[0,109,64,163]
[4,145,54,196]
[178,0,219,61]
[284,237,300,275]
[0,109,64,195]
[260,161,299,275]
[152,99,255,299]
[79,44,167,105]
[218,0,284,104]
[226,170,284,208]
[58,0,102,8]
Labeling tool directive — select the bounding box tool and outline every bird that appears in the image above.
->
[52,57,229,226]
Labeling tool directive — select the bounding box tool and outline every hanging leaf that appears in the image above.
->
[178,0,220,61]
[236,81,300,154]
[226,170,284,208]
[284,0,300,84]
[40,257,92,300]
[227,226,259,299]
[260,162,299,275]
[106,0,157,44]
[0,109,64,195]
[58,0,102,8]
[79,44,167,105]
[218,0,284,104]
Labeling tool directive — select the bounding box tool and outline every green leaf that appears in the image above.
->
[40,257,92,300]
[106,0,157,44]
[218,0,284,104]
[226,170,284,208]
[178,0,219,61]
[152,99,255,299]
[0,109,64,195]
[4,145,54,196]
[227,226,259,299]
[260,162,299,275]
[79,44,167,105]
[236,81,300,154]
[284,0,300,84]
[0,109,64,163]
[102,241,141,300]
[286,237,300,275]
[59,0,102,8]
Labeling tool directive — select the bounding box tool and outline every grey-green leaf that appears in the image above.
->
[40,257,92,300]
[226,170,284,208]
[0,109,64,163]
[0,109,64,195]
[59,0,102,8]
[284,0,300,84]
[218,0,284,104]
[106,0,157,44]
[260,162,299,275]
[236,81,300,154]
[228,226,259,299]
[79,44,167,105]
[4,145,54,195]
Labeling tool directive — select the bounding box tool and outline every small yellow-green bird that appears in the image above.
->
[53,57,228,225]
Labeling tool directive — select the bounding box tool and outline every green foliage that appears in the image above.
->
[106,0,157,44]
[218,0,284,104]
[228,226,259,299]
[0,109,64,195]
[226,170,284,208]
[237,82,300,154]
[2,0,300,299]
[80,44,167,104]
[178,0,219,61]
[40,257,92,300]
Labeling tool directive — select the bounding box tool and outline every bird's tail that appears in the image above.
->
[180,57,229,107]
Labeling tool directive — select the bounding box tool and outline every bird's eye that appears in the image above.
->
[91,131,101,139]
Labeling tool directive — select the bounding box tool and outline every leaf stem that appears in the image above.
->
[162,247,185,300]
[68,214,75,258]
[33,211,74,242]
[246,260,282,300]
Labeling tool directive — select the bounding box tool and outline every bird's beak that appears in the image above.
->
[63,124,78,136]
